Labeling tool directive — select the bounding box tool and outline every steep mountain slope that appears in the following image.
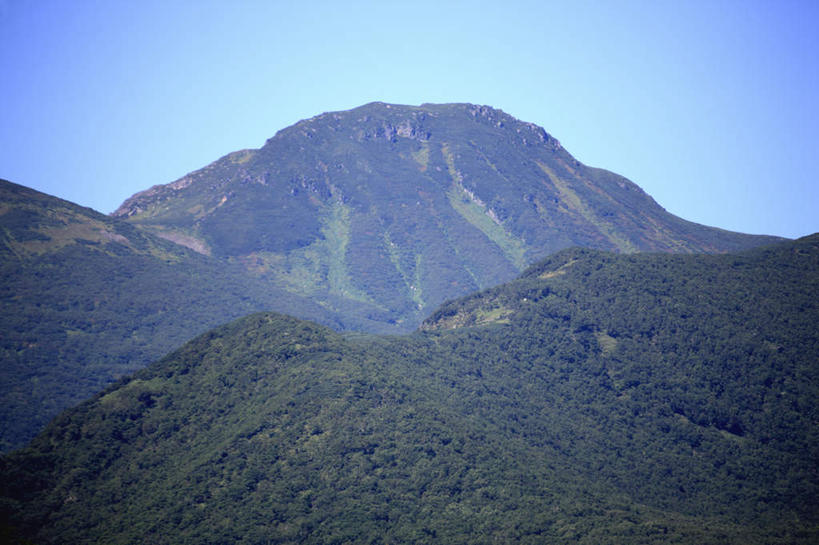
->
[2,235,816,544]
[114,102,781,328]
[0,179,350,451]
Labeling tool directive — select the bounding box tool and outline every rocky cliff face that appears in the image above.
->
[114,102,782,329]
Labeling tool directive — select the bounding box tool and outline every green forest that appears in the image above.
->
[0,179,352,452]
[2,234,817,544]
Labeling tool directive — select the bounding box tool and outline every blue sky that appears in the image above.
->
[1,0,817,238]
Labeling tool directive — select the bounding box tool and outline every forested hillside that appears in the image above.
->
[2,235,816,544]
[0,180,342,451]
[1,104,784,452]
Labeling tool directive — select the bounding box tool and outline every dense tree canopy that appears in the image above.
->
[2,235,817,544]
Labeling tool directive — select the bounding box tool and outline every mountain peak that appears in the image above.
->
[112,103,782,332]
[264,102,561,151]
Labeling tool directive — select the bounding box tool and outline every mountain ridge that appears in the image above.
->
[111,102,783,329]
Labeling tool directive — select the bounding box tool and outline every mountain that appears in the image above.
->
[0,103,784,449]
[113,102,781,329]
[2,235,816,544]
[0,179,351,451]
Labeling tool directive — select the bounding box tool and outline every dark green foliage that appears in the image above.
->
[0,180,371,451]
[2,235,817,543]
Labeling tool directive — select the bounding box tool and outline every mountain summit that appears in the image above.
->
[113,103,780,328]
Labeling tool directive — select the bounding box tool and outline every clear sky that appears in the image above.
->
[1,0,817,238]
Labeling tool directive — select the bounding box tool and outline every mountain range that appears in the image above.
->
[0,103,783,451]
[2,234,816,543]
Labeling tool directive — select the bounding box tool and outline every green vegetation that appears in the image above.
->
[410,141,430,171]
[322,200,360,299]
[2,235,817,544]
[0,180,379,452]
[383,231,424,309]
[269,198,371,304]
[445,164,529,271]
[536,160,638,252]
